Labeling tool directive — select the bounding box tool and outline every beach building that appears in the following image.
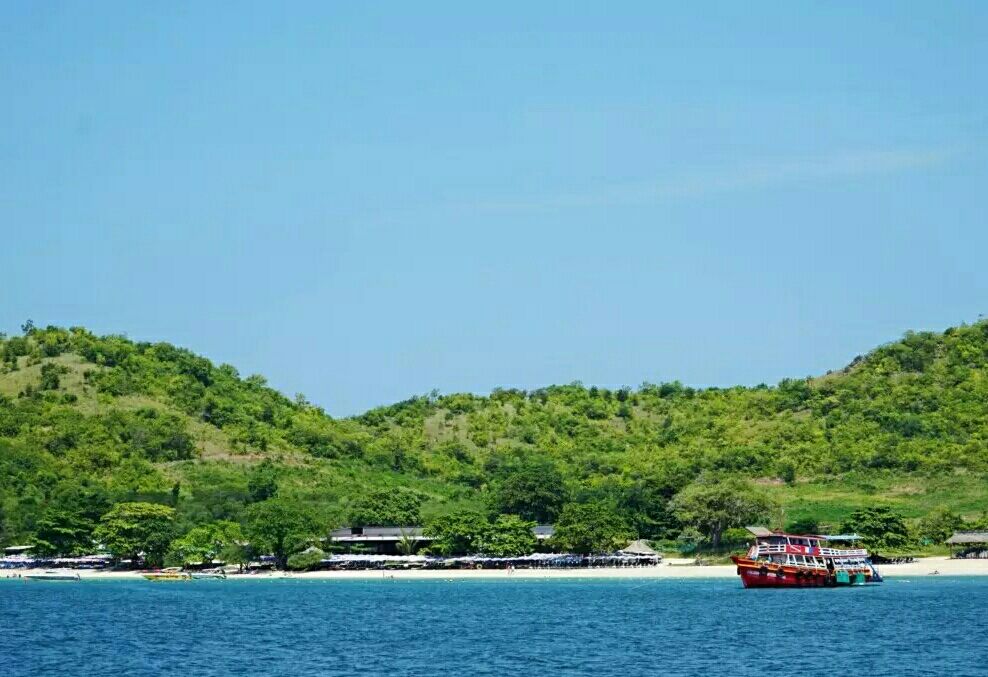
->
[946,531,988,559]
[618,540,662,561]
[328,525,556,555]
[328,527,431,555]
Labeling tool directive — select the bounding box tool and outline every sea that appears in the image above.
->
[1,577,986,676]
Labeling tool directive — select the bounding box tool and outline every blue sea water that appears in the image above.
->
[1,577,986,676]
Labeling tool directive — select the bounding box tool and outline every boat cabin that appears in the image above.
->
[744,527,869,571]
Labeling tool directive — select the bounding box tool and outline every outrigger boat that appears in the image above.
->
[142,567,191,582]
[732,528,881,588]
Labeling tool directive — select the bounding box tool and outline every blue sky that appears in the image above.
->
[2,2,986,415]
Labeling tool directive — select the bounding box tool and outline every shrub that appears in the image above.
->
[287,547,326,571]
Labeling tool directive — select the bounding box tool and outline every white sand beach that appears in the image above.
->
[6,556,987,581]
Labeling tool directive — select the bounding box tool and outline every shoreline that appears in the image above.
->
[4,556,987,581]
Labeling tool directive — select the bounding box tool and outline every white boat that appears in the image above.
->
[190,571,227,580]
[25,570,81,582]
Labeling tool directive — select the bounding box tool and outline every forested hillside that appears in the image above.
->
[2,321,988,559]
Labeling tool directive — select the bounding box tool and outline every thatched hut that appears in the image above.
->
[946,531,988,559]
[617,540,662,563]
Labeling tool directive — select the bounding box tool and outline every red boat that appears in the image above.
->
[731,528,881,588]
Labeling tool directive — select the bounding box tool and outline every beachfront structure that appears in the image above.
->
[617,540,662,562]
[946,531,988,559]
[328,527,430,555]
[328,525,556,555]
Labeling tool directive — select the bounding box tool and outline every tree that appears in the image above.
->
[670,479,773,549]
[395,528,419,555]
[551,503,634,554]
[917,506,963,545]
[94,502,177,567]
[31,507,94,556]
[247,461,279,503]
[245,499,318,568]
[477,514,537,556]
[167,521,243,566]
[841,505,911,549]
[347,487,424,526]
[487,456,567,523]
[777,460,797,485]
[38,363,70,391]
[786,516,821,535]
[423,510,489,556]
[616,470,688,539]
[287,547,325,571]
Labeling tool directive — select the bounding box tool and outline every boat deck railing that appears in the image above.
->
[754,544,868,558]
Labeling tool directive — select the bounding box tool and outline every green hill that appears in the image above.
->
[2,321,988,553]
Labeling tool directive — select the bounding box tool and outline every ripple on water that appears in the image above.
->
[1,577,987,677]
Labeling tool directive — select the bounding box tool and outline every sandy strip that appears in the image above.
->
[4,557,986,581]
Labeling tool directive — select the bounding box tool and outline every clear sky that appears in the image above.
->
[2,3,986,415]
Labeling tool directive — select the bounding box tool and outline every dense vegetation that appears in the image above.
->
[2,320,988,564]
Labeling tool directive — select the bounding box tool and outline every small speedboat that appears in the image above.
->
[190,571,227,580]
[143,567,191,582]
[25,570,81,582]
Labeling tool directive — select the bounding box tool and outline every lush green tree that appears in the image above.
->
[94,502,177,567]
[167,521,243,565]
[670,479,773,549]
[423,510,489,556]
[347,487,424,526]
[917,506,963,545]
[551,503,634,554]
[219,540,254,572]
[245,499,319,568]
[487,456,567,523]
[615,470,688,539]
[477,514,537,556]
[676,526,704,555]
[31,507,94,556]
[841,505,911,549]
[786,516,821,535]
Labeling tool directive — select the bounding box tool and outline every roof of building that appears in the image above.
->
[745,526,774,537]
[618,539,660,556]
[946,531,988,545]
[329,527,429,542]
[2,545,33,553]
[328,525,556,542]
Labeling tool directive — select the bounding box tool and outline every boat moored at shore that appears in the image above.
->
[142,567,192,582]
[24,570,81,582]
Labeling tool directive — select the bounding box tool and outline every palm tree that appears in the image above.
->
[397,528,418,556]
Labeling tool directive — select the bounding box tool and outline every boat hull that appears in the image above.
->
[732,557,872,588]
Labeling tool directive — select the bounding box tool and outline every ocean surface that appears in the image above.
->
[1,577,986,676]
